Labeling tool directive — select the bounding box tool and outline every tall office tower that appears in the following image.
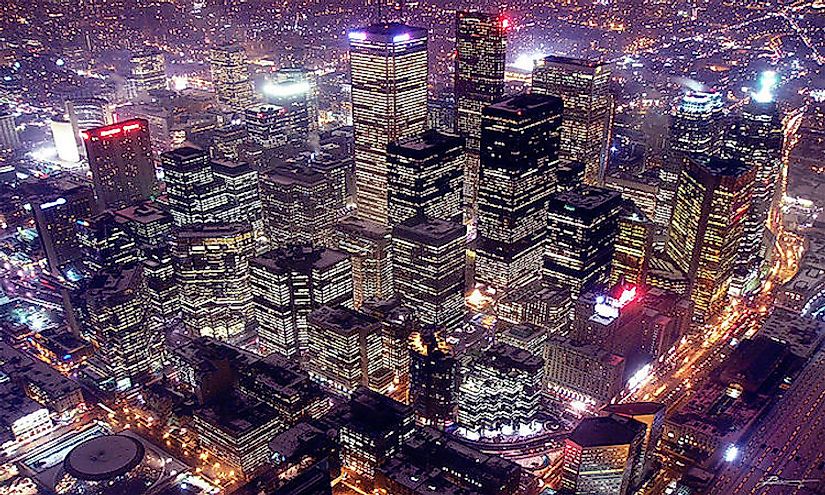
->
[128,50,167,96]
[387,130,465,225]
[544,186,622,301]
[454,11,507,213]
[409,329,458,428]
[260,164,340,248]
[209,43,254,112]
[656,90,724,226]
[211,124,247,161]
[603,169,660,222]
[532,56,612,185]
[665,156,754,321]
[603,402,666,484]
[722,95,783,285]
[304,305,384,395]
[160,147,228,227]
[610,202,655,287]
[561,415,645,495]
[349,23,428,225]
[85,266,163,390]
[334,217,394,308]
[245,104,295,148]
[82,119,156,210]
[392,217,465,331]
[172,223,256,341]
[22,179,94,275]
[250,245,353,357]
[263,67,319,134]
[457,343,544,436]
[211,160,263,234]
[360,299,417,404]
[66,97,113,158]
[476,94,563,294]
[77,211,139,273]
[0,112,20,151]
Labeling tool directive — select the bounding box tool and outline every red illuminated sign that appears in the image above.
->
[87,120,145,140]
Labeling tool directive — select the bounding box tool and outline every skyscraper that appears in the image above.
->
[334,217,394,308]
[160,146,228,227]
[128,50,166,97]
[349,23,428,225]
[387,129,464,225]
[532,56,612,184]
[476,94,563,293]
[392,217,465,331]
[454,11,507,213]
[665,156,754,320]
[610,202,655,287]
[722,93,783,287]
[209,43,254,112]
[250,245,353,357]
[656,90,724,226]
[263,67,319,134]
[211,159,263,235]
[409,329,458,428]
[172,223,256,341]
[82,119,156,210]
[545,186,622,301]
[245,104,294,148]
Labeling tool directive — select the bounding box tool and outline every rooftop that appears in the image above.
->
[252,245,349,274]
[568,415,645,448]
[388,129,464,159]
[550,185,622,212]
[392,217,465,247]
[484,93,563,118]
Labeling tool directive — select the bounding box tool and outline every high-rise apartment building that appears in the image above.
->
[454,11,507,213]
[82,119,156,210]
[476,94,563,293]
[666,156,754,320]
[160,146,228,227]
[544,186,622,301]
[172,223,256,341]
[209,43,254,112]
[349,23,428,225]
[250,245,353,357]
[392,217,465,331]
[387,129,464,225]
[532,56,612,184]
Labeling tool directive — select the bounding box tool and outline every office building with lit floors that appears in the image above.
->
[250,245,353,357]
[360,299,417,404]
[334,216,394,308]
[387,129,465,225]
[603,402,666,484]
[721,95,783,290]
[211,159,263,235]
[454,11,507,214]
[457,342,544,436]
[160,146,228,226]
[245,104,294,148]
[84,265,163,390]
[409,329,458,428]
[476,93,563,294]
[544,186,622,301]
[665,156,754,321]
[610,201,655,287]
[392,217,465,331]
[349,23,428,225]
[82,119,156,210]
[532,56,612,185]
[656,90,724,227]
[336,387,415,486]
[23,179,97,273]
[546,334,626,405]
[76,210,139,273]
[172,223,256,341]
[209,43,254,112]
[304,305,388,395]
[127,49,166,97]
[561,415,645,495]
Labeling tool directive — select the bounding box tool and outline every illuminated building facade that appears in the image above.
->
[211,159,263,235]
[392,217,465,331]
[665,156,754,320]
[77,211,139,273]
[172,223,256,341]
[128,50,166,97]
[83,119,156,210]
[349,23,428,225]
[0,112,20,151]
[263,67,319,135]
[454,11,507,213]
[476,94,562,293]
[260,164,340,248]
[409,330,458,428]
[532,56,612,185]
[334,216,394,308]
[656,91,724,226]
[457,342,544,435]
[544,186,622,301]
[561,415,645,495]
[250,245,353,357]
[360,299,417,404]
[245,104,293,148]
[387,129,465,226]
[546,335,626,404]
[209,43,254,112]
[603,402,666,484]
[610,202,655,287]
[160,146,228,227]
